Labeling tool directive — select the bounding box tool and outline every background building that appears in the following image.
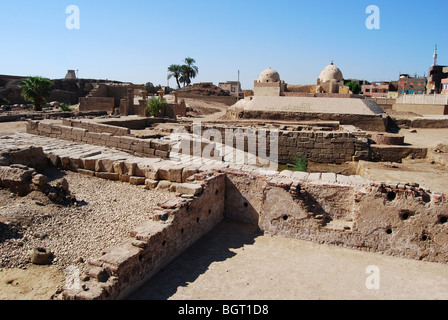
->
[441,78,448,94]
[253,68,286,96]
[426,45,448,94]
[362,82,390,97]
[398,74,426,94]
[315,62,345,94]
[218,81,242,98]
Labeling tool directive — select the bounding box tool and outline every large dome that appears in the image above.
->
[257,68,281,83]
[318,63,343,82]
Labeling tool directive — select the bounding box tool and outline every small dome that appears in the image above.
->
[318,63,343,83]
[257,68,281,83]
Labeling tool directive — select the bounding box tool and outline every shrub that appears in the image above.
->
[293,154,307,172]
[60,103,73,112]
[145,97,167,117]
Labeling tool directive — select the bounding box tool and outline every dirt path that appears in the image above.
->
[128,220,448,300]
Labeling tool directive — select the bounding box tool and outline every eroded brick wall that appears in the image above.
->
[224,169,448,264]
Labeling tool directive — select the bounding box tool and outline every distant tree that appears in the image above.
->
[183,57,199,84]
[345,82,361,94]
[180,64,192,87]
[19,76,54,111]
[167,64,183,89]
[168,58,199,88]
[145,82,162,95]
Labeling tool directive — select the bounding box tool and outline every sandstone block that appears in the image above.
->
[175,183,203,196]
[145,179,159,190]
[95,172,120,181]
[129,176,146,185]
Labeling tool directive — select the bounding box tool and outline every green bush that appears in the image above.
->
[145,97,167,117]
[293,154,307,172]
[60,103,73,112]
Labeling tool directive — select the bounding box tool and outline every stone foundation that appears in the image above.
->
[26,120,172,159]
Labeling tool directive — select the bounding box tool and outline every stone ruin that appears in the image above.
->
[1,77,448,300]
[0,107,446,300]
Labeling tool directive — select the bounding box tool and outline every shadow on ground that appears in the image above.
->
[126,219,262,300]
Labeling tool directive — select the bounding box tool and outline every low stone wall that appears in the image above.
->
[370,145,428,162]
[0,111,108,123]
[62,119,131,136]
[26,121,172,159]
[184,124,370,164]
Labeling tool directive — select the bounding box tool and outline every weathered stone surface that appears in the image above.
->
[0,165,33,196]
[129,176,146,185]
[144,179,159,190]
[30,247,52,265]
[175,183,203,196]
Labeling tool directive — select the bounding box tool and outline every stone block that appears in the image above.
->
[145,179,159,190]
[95,172,120,181]
[182,167,200,183]
[77,169,95,176]
[175,183,203,196]
[156,180,172,191]
[129,176,146,185]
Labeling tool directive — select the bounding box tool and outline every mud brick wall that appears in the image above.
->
[223,168,448,264]
[61,172,226,300]
[26,121,172,159]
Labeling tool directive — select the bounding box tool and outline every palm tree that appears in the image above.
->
[183,57,199,84]
[19,76,54,111]
[167,64,182,89]
[180,64,192,87]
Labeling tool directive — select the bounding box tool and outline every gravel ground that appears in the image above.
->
[0,168,176,272]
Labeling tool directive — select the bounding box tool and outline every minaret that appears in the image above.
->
[432,44,438,66]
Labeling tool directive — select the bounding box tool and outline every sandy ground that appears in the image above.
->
[128,220,448,300]
[358,159,448,194]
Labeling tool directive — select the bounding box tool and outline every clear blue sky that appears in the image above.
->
[0,0,446,89]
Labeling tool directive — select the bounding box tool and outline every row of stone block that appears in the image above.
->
[27,121,172,159]
[62,119,131,137]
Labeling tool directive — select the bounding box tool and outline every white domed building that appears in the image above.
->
[316,62,345,94]
[253,67,286,96]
